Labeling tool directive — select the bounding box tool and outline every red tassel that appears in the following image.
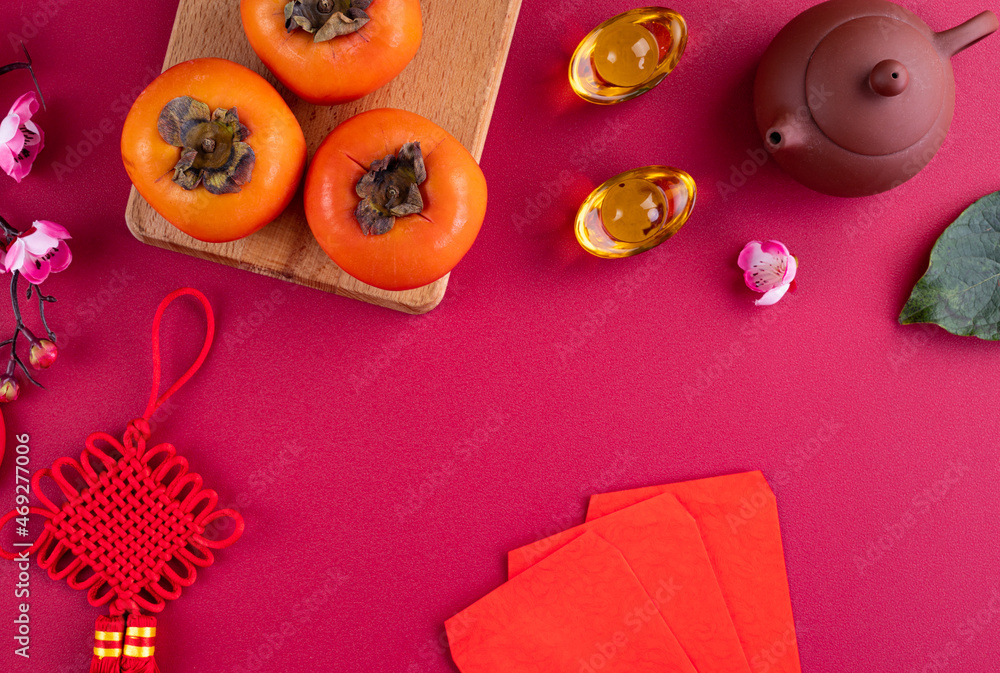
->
[90,614,124,673]
[121,613,160,673]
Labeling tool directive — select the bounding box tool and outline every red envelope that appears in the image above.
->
[508,492,750,673]
[447,531,697,673]
[587,471,802,673]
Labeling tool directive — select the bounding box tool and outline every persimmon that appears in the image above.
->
[240,0,423,105]
[122,58,307,243]
[304,108,487,291]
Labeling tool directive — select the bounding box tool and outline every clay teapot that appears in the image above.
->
[754,0,998,197]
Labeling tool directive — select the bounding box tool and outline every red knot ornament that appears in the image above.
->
[0,288,244,672]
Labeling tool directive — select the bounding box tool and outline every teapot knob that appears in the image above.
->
[869,60,908,97]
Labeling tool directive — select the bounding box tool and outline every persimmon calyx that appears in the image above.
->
[157,96,255,195]
[284,0,372,42]
[354,142,426,236]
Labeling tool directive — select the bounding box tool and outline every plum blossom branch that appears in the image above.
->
[0,44,45,110]
[0,216,71,402]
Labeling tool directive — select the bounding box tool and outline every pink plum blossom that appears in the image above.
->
[1,220,71,284]
[0,375,18,402]
[0,92,44,183]
[738,240,797,306]
[29,339,57,370]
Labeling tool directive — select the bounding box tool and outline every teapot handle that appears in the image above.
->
[936,10,999,57]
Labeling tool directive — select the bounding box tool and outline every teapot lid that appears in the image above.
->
[805,15,946,156]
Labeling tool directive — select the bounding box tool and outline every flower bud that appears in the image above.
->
[29,339,57,370]
[0,376,19,403]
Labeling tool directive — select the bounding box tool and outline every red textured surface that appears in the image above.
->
[0,0,999,671]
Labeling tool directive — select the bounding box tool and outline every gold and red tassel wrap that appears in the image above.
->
[121,614,160,673]
[90,615,124,673]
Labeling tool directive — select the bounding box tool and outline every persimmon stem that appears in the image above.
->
[285,0,372,41]
[158,97,255,194]
[354,142,427,236]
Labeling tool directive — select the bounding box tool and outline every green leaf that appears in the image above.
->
[900,191,1000,340]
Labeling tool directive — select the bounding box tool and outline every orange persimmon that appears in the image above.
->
[122,58,306,243]
[241,0,422,105]
[304,108,487,291]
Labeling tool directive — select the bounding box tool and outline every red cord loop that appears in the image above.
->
[142,288,215,421]
[0,507,53,560]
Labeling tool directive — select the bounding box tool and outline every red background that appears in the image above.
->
[2,0,1000,671]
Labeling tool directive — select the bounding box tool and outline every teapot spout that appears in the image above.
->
[763,113,808,153]
[936,11,998,57]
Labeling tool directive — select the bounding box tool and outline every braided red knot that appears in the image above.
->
[0,288,244,673]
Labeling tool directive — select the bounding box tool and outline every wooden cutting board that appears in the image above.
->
[125,0,522,313]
